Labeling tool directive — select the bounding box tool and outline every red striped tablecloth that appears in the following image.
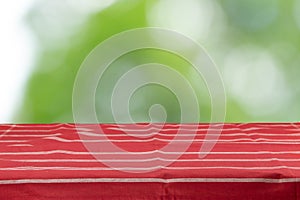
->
[1,123,300,199]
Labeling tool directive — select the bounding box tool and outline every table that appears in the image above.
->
[1,123,300,199]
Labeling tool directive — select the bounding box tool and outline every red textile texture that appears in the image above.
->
[1,123,300,199]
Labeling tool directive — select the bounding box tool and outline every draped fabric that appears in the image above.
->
[0,123,300,199]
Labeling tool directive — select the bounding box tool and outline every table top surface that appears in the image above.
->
[1,123,300,184]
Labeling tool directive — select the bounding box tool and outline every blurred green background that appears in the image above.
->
[5,0,300,123]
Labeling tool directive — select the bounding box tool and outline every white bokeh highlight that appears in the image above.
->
[147,0,226,41]
[0,0,35,123]
[223,46,290,116]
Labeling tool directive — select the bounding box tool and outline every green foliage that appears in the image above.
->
[15,0,300,123]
